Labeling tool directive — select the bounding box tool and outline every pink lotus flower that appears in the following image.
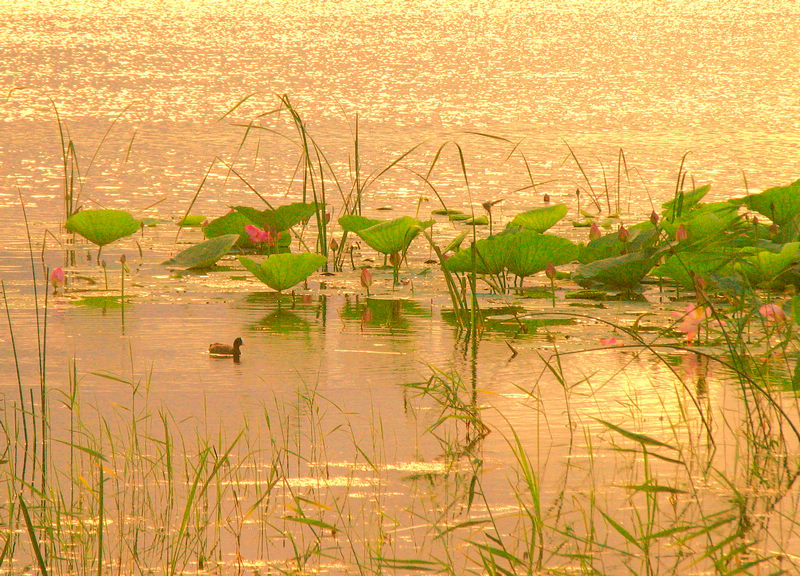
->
[759,303,788,325]
[675,224,689,242]
[600,337,621,346]
[589,223,602,241]
[672,303,711,343]
[245,224,275,246]
[50,266,65,288]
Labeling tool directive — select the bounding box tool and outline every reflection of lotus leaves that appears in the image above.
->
[341,298,431,331]
[253,310,311,334]
[71,296,129,309]
[440,307,576,337]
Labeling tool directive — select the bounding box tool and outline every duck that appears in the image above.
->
[209,337,243,360]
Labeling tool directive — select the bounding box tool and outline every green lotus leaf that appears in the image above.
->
[573,250,659,291]
[505,230,579,279]
[465,215,489,226]
[449,213,471,222]
[203,212,254,246]
[741,178,800,226]
[653,250,737,289]
[736,242,800,285]
[578,223,658,264]
[660,202,741,243]
[178,215,207,227]
[507,204,568,233]
[354,216,433,256]
[235,202,319,231]
[661,184,710,218]
[162,234,239,269]
[239,253,327,292]
[65,210,141,247]
[339,214,383,233]
[431,208,463,216]
[444,232,515,275]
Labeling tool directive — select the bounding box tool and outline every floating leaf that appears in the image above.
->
[65,210,141,247]
[431,208,463,216]
[740,178,800,226]
[578,223,657,264]
[465,215,489,226]
[239,253,327,292]
[507,204,567,233]
[235,202,319,231]
[505,230,578,279]
[162,234,239,269]
[178,215,206,227]
[660,202,741,243]
[354,216,433,256]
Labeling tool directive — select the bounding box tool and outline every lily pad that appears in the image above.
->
[737,242,800,285]
[239,253,327,292]
[178,215,206,227]
[444,232,515,275]
[354,216,433,256]
[653,250,736,289]
[203,212,254,246]
[234,202,319,231]
[660,202,741,243]
[162,234,239,269]
[507,204,568,233]
[65,210,141,247]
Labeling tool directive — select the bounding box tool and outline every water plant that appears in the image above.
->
[64,209,141,259]
[238,252,327,292]
[161,234,240,270]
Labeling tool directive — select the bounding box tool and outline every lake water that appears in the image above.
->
[2,1,800,573]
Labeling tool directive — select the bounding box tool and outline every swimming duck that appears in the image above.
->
[209,337,243,359]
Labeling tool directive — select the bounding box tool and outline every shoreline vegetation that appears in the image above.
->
[2,96,800,574]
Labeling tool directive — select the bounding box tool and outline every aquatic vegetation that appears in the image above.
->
[161,234,240,270]
[239,252,327,292]
[64,209,141,257]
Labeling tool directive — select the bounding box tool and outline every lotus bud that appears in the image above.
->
[650,211,659,227]
[694,274,707,291]
[589,222,602,241]
[543,193,550,204]
[50,266,65,288]
[545,263,557,280]
[325,211,331,224]
[329,237,339,252]
[752,215,759,226]
[675,224,688,242]
[618,225,629,243]
[770,223,779,237]
[389,252,401,267]
[360,268,373,289]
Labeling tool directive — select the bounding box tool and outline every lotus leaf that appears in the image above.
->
[203,212,254,246]
[507,203,568,233]
[339,214,383,233]
[431,208,463,216]
[449,213,471,222]
[234,202,319,231]
[573,250,659,291]
[661,184,710,218]
[65,210,141,247]
[239,253,327,292]
[660,202,741,243]
[741,178,800,226]
[653,251,736,289]
[505,230,579,280]
[178,215,207,227]
[444,232,515,275]
[736,242,800,285]
[465,215,489,226]
[354,216,433,256]
[578,223,657,264]
[162,234,239,269]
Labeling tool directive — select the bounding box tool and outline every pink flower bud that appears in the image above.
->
[617,225,629,243]
[50,266,65,287]
[675,224,688,242]
[360,268,373,289]
[545,263,556,280]
[759,303,788,324]
[650,211,659,226]
[543,193,550,204]
[589,223,602,241]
